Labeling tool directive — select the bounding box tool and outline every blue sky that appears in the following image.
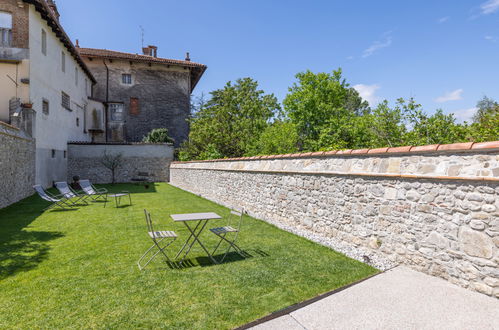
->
[59,0,499,122]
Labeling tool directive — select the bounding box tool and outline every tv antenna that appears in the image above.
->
[140,25,145,48]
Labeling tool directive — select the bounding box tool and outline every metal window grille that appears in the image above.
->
[122,74,132,84]
[42,99,49,114]
[61,92,70,110]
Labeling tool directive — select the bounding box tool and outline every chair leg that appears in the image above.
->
[138,237,176,270]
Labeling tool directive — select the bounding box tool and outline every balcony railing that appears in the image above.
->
[0,28,12,47]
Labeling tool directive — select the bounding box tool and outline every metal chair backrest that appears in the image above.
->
[55,181,76,198]
[144,209,155,234]
[228,209,244,231]
[33,185,57,202]
[79,180,96,195]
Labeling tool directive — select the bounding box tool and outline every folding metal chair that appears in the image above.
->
[210,209,245,262]
[137,209,178,270]
[79,179,108,201]
[54,181,89,205]
[33,185,75,210]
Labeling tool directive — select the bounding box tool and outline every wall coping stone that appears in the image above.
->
[172,140,499,164]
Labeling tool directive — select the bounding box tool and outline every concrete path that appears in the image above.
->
[249,267,499,330]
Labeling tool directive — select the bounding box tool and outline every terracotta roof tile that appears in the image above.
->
[78,48,206,68]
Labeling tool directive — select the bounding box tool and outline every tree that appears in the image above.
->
[283,69,368,150]
[367,100,405,148]
[142,128,174,144]
[246,121,299,155]
[179,78,281,160]
[474,96,498,123]
[100,151,123,184]
[398,98,468,145]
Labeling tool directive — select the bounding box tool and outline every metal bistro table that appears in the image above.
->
[171,212,222,264]
[104,191,132,208]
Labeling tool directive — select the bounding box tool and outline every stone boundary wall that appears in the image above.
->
[67,143,174,184]
[0,121,35,209]
[170,141,499,297]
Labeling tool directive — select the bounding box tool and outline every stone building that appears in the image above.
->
[78,47,207,146]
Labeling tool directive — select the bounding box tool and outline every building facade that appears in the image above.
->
[78,47,206,146]
[0,0,100,187]
[0,0,205,188]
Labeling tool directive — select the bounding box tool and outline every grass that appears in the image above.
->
[0,183,377,329]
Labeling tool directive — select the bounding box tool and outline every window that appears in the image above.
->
[51,149,55,158]
[41,29,47,55]
[130,97,139,115]
[75,68,78,86]
[61,51,65,72]
[0,11,12,47]
[61,91,70,110]
[76,117,79,127]
[63,151,66,159]
[122,74,132,84]
[42,99,49,115]
[109,103,124,121]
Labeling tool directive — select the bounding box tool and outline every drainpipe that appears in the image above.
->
[103,59,109,142]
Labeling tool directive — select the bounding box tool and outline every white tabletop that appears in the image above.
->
[170,212,222,222]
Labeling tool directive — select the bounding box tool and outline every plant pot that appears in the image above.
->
[22,103,33,109]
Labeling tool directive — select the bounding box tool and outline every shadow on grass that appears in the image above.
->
[0,195,65,280]
[102,182,160,194]
[164,249,270,269]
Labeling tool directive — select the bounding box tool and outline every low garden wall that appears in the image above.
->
[68,143,174,184]
[0,121,35,209]
[170,141,499,297]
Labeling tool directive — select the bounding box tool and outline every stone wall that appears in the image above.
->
[0,121,35,209]
[170,142,499,297]
[67,143,174,184]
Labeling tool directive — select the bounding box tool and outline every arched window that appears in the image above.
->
[0,11,12,47]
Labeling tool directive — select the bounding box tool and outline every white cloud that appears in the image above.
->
[362,32,392,58]
[480,0,499,14]
[453,107,477,123]
[437,16,450,23]
[353,84,380,105]
[485,35,498,42]
[435,89,463,103]
[346,55,354,60]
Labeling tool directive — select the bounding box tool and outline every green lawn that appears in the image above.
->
[0,183,377,329]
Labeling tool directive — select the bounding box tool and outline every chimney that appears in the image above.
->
[46,0,60,21]
[185,52,190,61]
[142,45,158,57]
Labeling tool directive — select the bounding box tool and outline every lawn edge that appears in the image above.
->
[234,267,392,330]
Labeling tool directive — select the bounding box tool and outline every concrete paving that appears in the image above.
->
[250,266,499,330]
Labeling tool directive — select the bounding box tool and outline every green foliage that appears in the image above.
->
[180,78,281,160]
[468,111,499,142]
[142,128,174,144]
[283,69,367,150]
[474,96,498,123]
[247,121,299,155]
[397,98,468,145]
[181,70,497,161]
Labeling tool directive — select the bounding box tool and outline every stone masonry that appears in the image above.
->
[170,142,499,297]
[0,121,35,209]
[67,143,174,184]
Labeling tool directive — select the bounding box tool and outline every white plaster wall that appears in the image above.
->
[28,6,92,186]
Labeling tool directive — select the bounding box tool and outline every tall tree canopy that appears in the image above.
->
[179,78,280,160]
[283,69,369,150]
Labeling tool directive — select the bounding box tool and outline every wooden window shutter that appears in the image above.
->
[130,97,139,115]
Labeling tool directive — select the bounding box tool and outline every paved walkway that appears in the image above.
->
[249,266,499,330]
